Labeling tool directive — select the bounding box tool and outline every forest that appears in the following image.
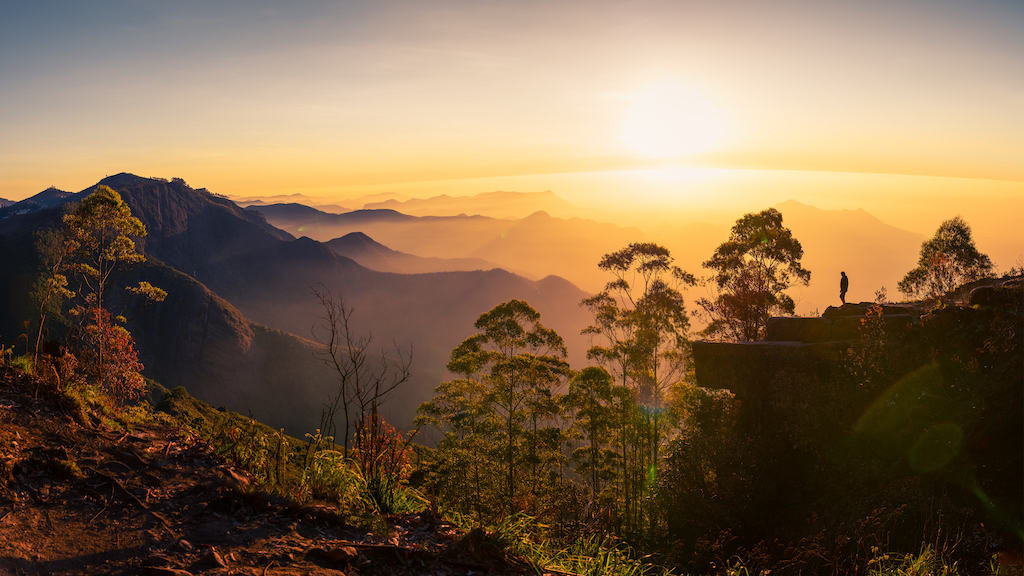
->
[1,184,1020,575]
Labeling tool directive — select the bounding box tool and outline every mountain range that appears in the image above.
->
[253,198,928,315]
[0,174,591,435]
[253,204,647,291]
[363,190,577,219]
[0,173,936,432]
[230,192,348,214]
[325,231,498,274]
[0,187,73,218]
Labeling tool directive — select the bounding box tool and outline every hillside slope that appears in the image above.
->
[326,232,499,274]
[0,174,592,432]
[0,368,529,575]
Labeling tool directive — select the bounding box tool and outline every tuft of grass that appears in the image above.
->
[866,546,962,576]
[52,458,85,480]
[10,354,33,374]
[489,513,678,576]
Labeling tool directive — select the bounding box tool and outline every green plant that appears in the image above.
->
[866,546,961,576]
[10,354,33,374]
[490,513,677,576]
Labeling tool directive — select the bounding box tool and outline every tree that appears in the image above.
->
[699,208,810,341]
[61,186,164,401]
[581,242,695,536]
[897,216,993,299]
[416,377,502,524]
[444,299,569,514]
[312,286,412,457]
[564,366,619,498]
[31,228,76,365]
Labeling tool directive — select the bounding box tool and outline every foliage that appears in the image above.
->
[419,299,569,522]
[581,242,696,537]
[564,366,620,498]
[898,216,993,300]
[79,308,146,404]
[51,185,163,404]
[353,415,418,514]
[156,386,418,525]
[62,185,148,311]
[490,513,677,576]
[31,228,76,365]
[698,208,810,341]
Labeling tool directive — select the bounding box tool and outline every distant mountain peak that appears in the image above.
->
[339,231,375,242]
[326,231,394,254]
[97,172,160,188]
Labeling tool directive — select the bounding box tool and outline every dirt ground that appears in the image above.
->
[0,367,533,576]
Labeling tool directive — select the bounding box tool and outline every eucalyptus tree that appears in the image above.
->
[582,242,695,534]
[59,185,164,401]
[699,208,810,341]
[445,299,570,513]
[416,377,501,524]
[898,216,993,299]
[564,366,620,498]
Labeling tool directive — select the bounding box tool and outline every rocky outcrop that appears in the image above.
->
[693,301,919,395]
[686,276,1023,553]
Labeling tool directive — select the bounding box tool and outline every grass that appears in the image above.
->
[154,385,427,524]
[484,513,678,576]
[866,546,963,576]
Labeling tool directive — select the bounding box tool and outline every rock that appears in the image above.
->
[176,539,193,551]
[764,317,831,342]
[308,545,359,566]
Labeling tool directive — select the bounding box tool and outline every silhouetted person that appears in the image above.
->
[840,271,849,304]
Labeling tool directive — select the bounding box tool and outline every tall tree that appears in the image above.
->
[582,242,695,536]
[699,208,810,341]
[31,228,76,365]
[898,216,993,299]
[564,366,619,498]
[60,186,164,401]
[416,377,502,524]
[445,299,569,514]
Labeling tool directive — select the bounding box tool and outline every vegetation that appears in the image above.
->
[42,186,165,404]
[698,208,810,340]
[418,299,571,522]
[580,242,696,537]
[4,193,1018,575]
[898,216,994,299]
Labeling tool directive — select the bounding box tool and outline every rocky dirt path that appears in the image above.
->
[0,368,533,575]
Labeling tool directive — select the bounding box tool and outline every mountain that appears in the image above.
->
[0,186,72,219]
[0,198,12,208]
[0,174,592,433]
[364,190,577,219]
[253,205,646,292]
[0,212,335,435]
[771,200,924,313]
[326,232,498,274]
[231,192,348,214]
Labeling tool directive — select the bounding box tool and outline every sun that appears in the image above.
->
[620,81,728,159]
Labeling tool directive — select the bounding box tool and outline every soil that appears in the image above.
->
[0,367,534,576]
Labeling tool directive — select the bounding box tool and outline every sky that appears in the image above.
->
[1,0,1022,215]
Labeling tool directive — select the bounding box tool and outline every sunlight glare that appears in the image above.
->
[620,81,728,159]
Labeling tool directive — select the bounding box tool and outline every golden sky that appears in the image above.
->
[1,1,1021,204]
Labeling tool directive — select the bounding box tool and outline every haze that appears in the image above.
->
[2,0,1022,312]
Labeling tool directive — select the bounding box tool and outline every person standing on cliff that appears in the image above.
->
[840,271,849,304]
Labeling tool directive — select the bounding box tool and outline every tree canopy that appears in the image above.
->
[698,208,810,341]
[58,185,164,403]
[897,216,993,299]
